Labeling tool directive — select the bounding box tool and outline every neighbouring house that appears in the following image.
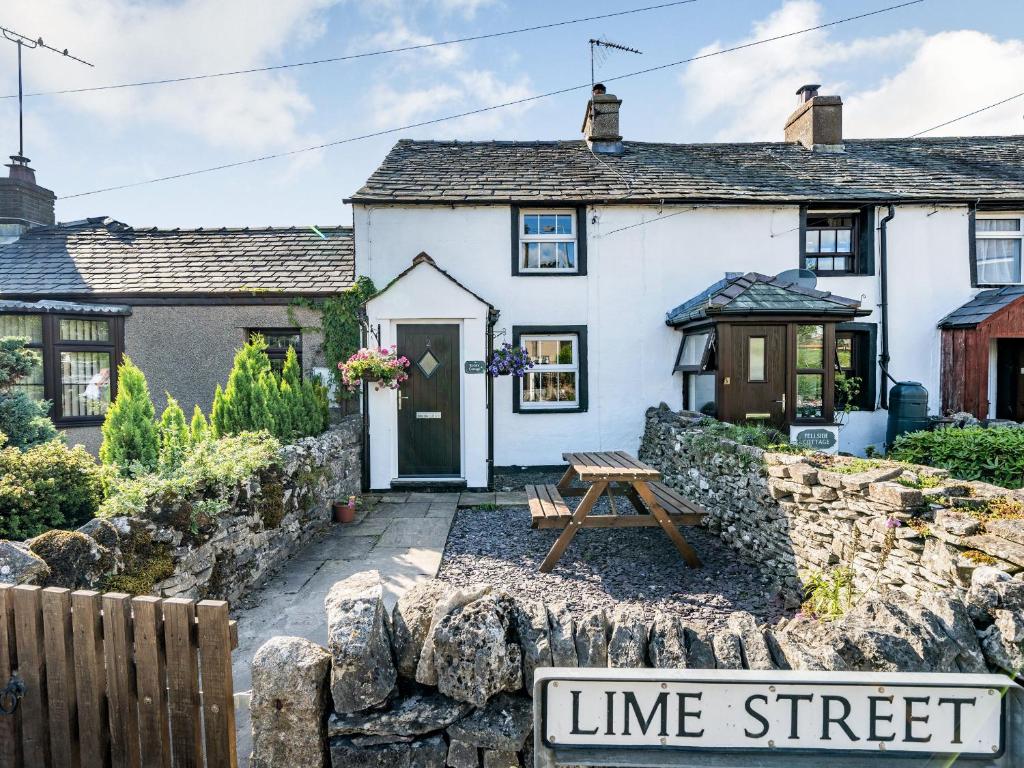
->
[349,83,1024,489]
[0,155,353,453]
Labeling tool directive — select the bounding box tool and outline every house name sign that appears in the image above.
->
[534,669,1022,768]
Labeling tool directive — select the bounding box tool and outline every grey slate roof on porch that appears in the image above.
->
[350,136,1024,204]
[937,286,1024,329]
[0,217,354,297]
[666,272,865,326]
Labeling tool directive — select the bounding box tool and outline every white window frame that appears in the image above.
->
[519,209,578,274]
[975,211,1023,285]
[520,333,579,409]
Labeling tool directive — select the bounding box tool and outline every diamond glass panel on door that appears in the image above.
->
[417,349,441,378]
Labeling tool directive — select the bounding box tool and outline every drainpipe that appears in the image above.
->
[878,204,897,408]
[359,318,371,492]
[486,308,499,490]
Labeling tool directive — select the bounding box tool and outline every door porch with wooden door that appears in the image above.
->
[396,323,461,479]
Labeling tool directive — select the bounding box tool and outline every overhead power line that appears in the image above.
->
[908,88,1024,137]
[60,0,924,200]
[1,1,697,100]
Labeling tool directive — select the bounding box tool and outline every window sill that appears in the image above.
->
[55,418,106,428]
[515,406,585,414]
[513,271,583,277]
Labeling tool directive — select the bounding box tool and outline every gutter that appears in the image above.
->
[878,204,897,408]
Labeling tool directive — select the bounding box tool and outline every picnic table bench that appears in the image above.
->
[525,451,708,573]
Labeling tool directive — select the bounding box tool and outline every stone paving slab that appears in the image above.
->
[458,492,495,507]
[232,494,457,766]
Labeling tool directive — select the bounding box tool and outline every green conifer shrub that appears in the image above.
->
[190,405,209,443]
[100,356,158,472]
[0,337,57,449]
[210,337,274,437]
[157,395,190,471]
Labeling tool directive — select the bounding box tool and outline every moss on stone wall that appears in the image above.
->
[29,530,115,589]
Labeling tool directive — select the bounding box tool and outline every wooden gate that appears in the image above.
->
[0,583,238,768]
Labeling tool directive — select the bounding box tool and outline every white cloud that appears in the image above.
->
[846,31,1024,138]
[435,0,500,18]
[349,20,466,68]
[676,0,1024,142]
[2,0,340,152]
[365,69,533,136]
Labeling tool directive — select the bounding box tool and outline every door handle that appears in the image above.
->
[774,394,786,409]
[398,393,409,411]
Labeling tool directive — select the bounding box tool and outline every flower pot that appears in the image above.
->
[333,501,355,524]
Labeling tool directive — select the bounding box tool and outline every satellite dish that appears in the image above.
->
[775,268,818,290]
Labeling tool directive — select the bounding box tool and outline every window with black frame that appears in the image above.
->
[804,213,857,274]
[249,328,302,374]
[0,313,122,424]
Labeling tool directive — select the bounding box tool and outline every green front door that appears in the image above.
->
[397,324,461,477]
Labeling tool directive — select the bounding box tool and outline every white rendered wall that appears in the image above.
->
[354,203,977,465]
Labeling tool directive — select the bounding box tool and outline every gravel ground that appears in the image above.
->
[439,472,790,629]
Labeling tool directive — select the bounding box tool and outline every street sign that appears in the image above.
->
[465,360,486,374]
[534,668,1022,767]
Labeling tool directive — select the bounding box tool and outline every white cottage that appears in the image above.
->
[350,84,1024,490]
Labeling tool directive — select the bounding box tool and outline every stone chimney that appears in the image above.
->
[582,83,623,155]
[784,84,843,152]
[0,154,56,239]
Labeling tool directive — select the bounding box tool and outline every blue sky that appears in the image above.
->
[2,0,1023,227]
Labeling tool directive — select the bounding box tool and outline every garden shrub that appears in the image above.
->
[100,356,159,473]
[189,405,209,443]
[0,440,103,539]
[211,337,327,441]
[157,395,190,471]
[0,337,57,449]
[889,426,1024,488]
[100,431,282,520]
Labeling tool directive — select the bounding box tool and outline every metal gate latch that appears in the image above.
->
[0,675,25,715]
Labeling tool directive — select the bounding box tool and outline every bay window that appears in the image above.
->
[0,311,124,425]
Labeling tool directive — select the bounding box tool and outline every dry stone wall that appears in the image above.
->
[249,569,1023,768]
[638,405,1024,606]
[0,419,361,601]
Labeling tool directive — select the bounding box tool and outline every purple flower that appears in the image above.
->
[885,517,902,529]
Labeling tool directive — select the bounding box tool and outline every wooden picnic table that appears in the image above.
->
[526,451,707,573]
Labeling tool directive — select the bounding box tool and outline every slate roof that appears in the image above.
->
[937,286,1024,329]
[666,272,866,326]
[350,137,1024,204]
[0,217,354,297]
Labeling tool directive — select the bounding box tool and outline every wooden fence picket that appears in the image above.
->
[41,587,79,768]
[103,592,141,768]
[13,584,51,767]
[0,584,237,768]
[197,600,238,768]
[71,590,109,768]
[132,596,171,768]
[0,583,24,768]
[163,599,203,768]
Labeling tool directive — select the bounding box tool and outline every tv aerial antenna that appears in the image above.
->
[0,25,93,162]
[589,38,641,89]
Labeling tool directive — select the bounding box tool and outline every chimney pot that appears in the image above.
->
[592,83,607,96]
[796,84,821,103]
[784,86,843,152]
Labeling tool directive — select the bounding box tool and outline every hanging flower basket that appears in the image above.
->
[487,343,533,377]
[339,345,410,391]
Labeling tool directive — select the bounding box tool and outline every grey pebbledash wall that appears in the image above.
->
[0,419,361,602]
[63,303,326,455]
[638,405,1024,606]
[249,567,1024,768]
